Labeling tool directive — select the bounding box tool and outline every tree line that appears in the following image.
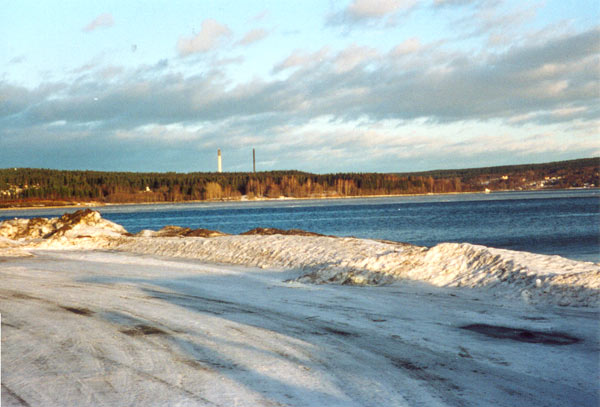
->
[0,158,597,207]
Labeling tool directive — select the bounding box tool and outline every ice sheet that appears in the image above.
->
[1,250,598,406]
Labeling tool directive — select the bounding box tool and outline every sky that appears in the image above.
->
[1,0,598,173]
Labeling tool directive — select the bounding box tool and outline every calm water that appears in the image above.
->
[2,190,599,262]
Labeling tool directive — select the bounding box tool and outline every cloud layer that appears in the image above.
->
[1,1,598,172]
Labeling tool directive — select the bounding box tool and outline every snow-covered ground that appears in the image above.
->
[1,211,599,406]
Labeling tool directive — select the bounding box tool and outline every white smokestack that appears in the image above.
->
[217,149,222,173]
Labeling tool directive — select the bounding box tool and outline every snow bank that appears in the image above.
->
[0,236,32,257]
[0,209,127,242]
[1,210,598,307]
[109,235,598,307]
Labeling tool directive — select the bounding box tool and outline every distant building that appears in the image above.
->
[217,149,222,173]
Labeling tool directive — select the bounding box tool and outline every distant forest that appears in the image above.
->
[0,158,598,207]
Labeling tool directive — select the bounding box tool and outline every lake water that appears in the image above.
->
[2,189,599,262]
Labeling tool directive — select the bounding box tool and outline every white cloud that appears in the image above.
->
[273,47,330,72]
[334,44,379,73]
[327,0,416,27]
[250,10,268,22]
[98,66,124,80]
[237,28,268,46]
[252,117,598,172]
[177,19,232,57]
[347,0,415,18]
[433,0,481,6]
[449,2,543,49]
[551,106,588,117]
[114,123,202,144]
[391,37,422,55]
[508,106,591,125]
[82,13,114,32]
[8,55,26,64]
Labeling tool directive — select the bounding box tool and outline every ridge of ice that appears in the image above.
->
[1,210,598,307]
[108,235,598,307]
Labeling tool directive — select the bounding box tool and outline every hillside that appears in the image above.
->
[0,158,597,208]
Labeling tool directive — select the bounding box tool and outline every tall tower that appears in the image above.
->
[253,148,256,173]
[217,149,222,173]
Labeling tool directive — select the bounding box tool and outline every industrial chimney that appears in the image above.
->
[217,149,222,173]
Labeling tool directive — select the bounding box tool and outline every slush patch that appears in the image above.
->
[324,327,358,337]
[461,323,579,345]
[121,324,168,336]
[61,306,94,316]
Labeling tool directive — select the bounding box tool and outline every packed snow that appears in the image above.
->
[5,209,596,307]
[1,210,599,406]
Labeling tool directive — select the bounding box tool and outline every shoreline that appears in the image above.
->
[1,187,597,212]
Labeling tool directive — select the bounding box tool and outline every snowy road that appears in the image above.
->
[1,250,598,406]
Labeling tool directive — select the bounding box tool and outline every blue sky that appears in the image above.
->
[1,0,598,173]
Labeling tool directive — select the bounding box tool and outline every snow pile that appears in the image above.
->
[405,243,600,307]
[0,236,32,257]
[110,234,599,307]
[0,209,128,248]
[136,225,226,238]
[110,234,425,285]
